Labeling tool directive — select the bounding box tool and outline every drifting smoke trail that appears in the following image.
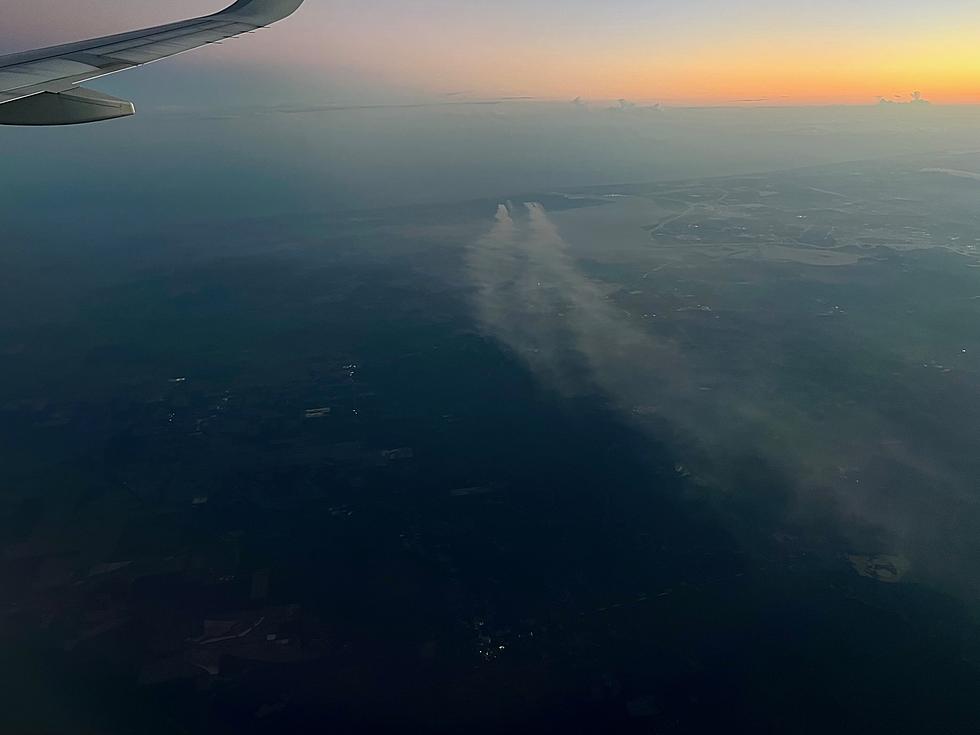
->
[470,200,702,422]
[467,200,980,602]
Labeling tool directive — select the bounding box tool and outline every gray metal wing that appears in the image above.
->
[0,0,305,125]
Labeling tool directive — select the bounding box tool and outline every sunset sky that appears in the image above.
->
[4,0,980,105]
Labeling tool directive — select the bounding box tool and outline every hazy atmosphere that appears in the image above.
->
[2,2,980,733]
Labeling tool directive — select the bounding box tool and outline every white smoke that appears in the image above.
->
[467,201,980,601]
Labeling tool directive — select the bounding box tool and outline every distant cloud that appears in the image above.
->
[271,97,534,116]
[878,90,931,105]
[606,98,661,113]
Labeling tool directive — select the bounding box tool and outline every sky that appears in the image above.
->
[3,0,980,105]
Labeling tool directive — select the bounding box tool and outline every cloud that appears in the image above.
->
[607,98,662,113]
[878,91,931,105]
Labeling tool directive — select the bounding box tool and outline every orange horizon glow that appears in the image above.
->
[263,3,980,107]
[7,1,980,106]
[294,26,980,107]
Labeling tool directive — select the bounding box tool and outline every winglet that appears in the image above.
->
[217,0,306,24]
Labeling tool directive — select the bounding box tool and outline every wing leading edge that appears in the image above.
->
[0,0,305,125]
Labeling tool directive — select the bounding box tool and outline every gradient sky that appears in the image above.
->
[4,0,980,104]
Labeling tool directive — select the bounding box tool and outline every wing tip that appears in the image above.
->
[218,0,305,24]
[0,88,135,126]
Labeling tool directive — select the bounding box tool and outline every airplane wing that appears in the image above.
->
[0,0,304,125]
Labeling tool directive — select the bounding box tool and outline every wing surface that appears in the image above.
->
[0,0,304,124]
